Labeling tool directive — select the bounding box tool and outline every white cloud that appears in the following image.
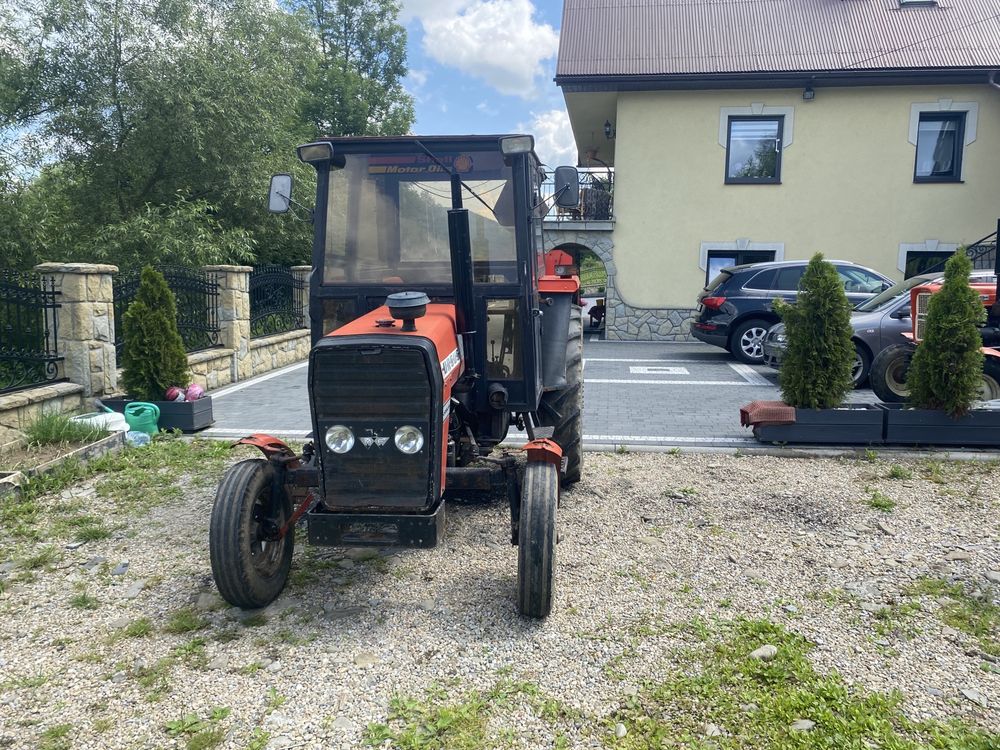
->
[520,108,577,167]
[476,100,498,116]
[406,68,429,89]
[411,0,559,99]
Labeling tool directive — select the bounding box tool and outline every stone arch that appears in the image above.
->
[542,229,621,333]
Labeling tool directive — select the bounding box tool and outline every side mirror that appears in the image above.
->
[553,166,579,208]
[268,173,293,214]
[891,307,911,320]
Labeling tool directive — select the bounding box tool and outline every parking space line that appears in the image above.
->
[585,357,717,363]
[628,366,689,375]
[728,363,773,386]
[583,434,756,444]
[585,379,756,385]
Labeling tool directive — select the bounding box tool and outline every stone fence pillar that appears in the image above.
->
[290,266,312,329]
[204,265,252,383]
[34,262,118,397]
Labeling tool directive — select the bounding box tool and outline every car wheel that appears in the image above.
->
[851,342,872,389]
[730,319,771,364]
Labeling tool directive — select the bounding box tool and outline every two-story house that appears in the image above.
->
[554,0,1000,341]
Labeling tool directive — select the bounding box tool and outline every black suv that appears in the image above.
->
[692,260,892,363]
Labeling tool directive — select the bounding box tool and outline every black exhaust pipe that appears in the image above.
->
[448,174,478,381]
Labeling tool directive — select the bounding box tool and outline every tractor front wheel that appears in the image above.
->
[517,461,558,619]
[210,459,294,609]
[538,304,583,485]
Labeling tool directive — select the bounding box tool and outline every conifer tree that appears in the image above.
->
[906,252,985,416]
[120,267,190,401]
[778,253,855,408]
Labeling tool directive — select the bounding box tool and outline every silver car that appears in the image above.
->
[763,270,998,387]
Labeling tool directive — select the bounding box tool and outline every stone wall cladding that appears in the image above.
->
[542,226,696,341]
[187,349,236,391]
[0,382,85,445]
[250,330,310,376]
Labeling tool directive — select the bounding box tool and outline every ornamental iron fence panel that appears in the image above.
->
[249,265,306,338]
[114,266,220,356]
[0,272,62,394]
[921,231,997,277]
[540,167,614,222]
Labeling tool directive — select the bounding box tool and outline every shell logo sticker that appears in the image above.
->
[454,155,473,173]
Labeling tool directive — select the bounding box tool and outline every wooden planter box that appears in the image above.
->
[103,397,214,433]
[754,404,886,445]
[883,404,1000,447]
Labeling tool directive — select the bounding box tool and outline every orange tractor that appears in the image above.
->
[870,277,1000,402]
[209,135,583,618]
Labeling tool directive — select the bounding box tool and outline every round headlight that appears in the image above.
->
[394,425,424,454]
[325,425,354,453]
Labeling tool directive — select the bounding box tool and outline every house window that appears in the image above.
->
[904,250,955,278]
[726,116,783,184]
[706,249,775,284]
[914,113,965,182]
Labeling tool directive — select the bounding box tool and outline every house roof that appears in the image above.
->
[556,0,1000,84]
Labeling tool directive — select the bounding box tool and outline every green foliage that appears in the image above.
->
[777,253,855,408]
[906,252,986,416]
[607,618,998,749]
[1,0,413,272]
[120,267,190,400]
[24,412,109,446]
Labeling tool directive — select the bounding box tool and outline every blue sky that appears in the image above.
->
[398,0,576,167]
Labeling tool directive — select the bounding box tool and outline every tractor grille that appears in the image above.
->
[310,344,434,509]
[914,292,931,342]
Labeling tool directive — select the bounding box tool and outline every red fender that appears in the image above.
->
[234,433,299,467]
[525,438,563,469]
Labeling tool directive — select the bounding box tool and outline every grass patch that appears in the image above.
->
[866,489,896,512]
[240,613,268,628]
[906,577,1000,656]
[135,657,174,701]
[25,412,109,447]
[121,618,153,639]
[606,618,997,749]
[887,464,913,480]
[21,545,62,570]
[93,718,113,733]
[247,728,270,750]
[3,437,234,541]
[69,591,100,610]
[365,679,575,748]
[165,608,208,634]
[38,723,73,750]
[164,707,230,750]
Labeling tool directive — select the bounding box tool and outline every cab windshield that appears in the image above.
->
[854,275,929,313]
[323,150,516,285]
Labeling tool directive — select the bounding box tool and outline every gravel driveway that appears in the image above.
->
[1,445,998,749]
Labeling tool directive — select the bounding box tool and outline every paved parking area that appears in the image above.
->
[202,339,877,448]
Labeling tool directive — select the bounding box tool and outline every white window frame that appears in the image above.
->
[897,240,960,274]
[699,239,785,272]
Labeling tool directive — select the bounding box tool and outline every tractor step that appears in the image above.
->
[306,503,446,548]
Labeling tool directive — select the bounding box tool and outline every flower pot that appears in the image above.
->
[882,404,1000,447]
[753,404,885,445]
[102,397,214,433]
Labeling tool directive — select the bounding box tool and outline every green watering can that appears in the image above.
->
[124,402,160,435]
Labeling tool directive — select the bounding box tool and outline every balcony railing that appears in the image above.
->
[540,167,614,223]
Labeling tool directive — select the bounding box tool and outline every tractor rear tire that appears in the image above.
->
[871,343,914,403]
[210,459,294,609]
[517,461,558,619]
[538,304,583,485]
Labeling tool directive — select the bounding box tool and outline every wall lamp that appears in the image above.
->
[604,120,616,139]
[802,85,815,101]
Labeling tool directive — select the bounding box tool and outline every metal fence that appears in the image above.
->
[920,231,998,276]
[540,167,614,222]
[0,271,62,394]
[114,266,220,356]
[249,265,306,338]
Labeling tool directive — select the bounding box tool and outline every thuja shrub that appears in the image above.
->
[906,252,985,416]
[777,253,855,409]
[120,267,190,401]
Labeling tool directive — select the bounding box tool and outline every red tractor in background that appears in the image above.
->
[870,273,1000,403]
[209,135,583,618]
